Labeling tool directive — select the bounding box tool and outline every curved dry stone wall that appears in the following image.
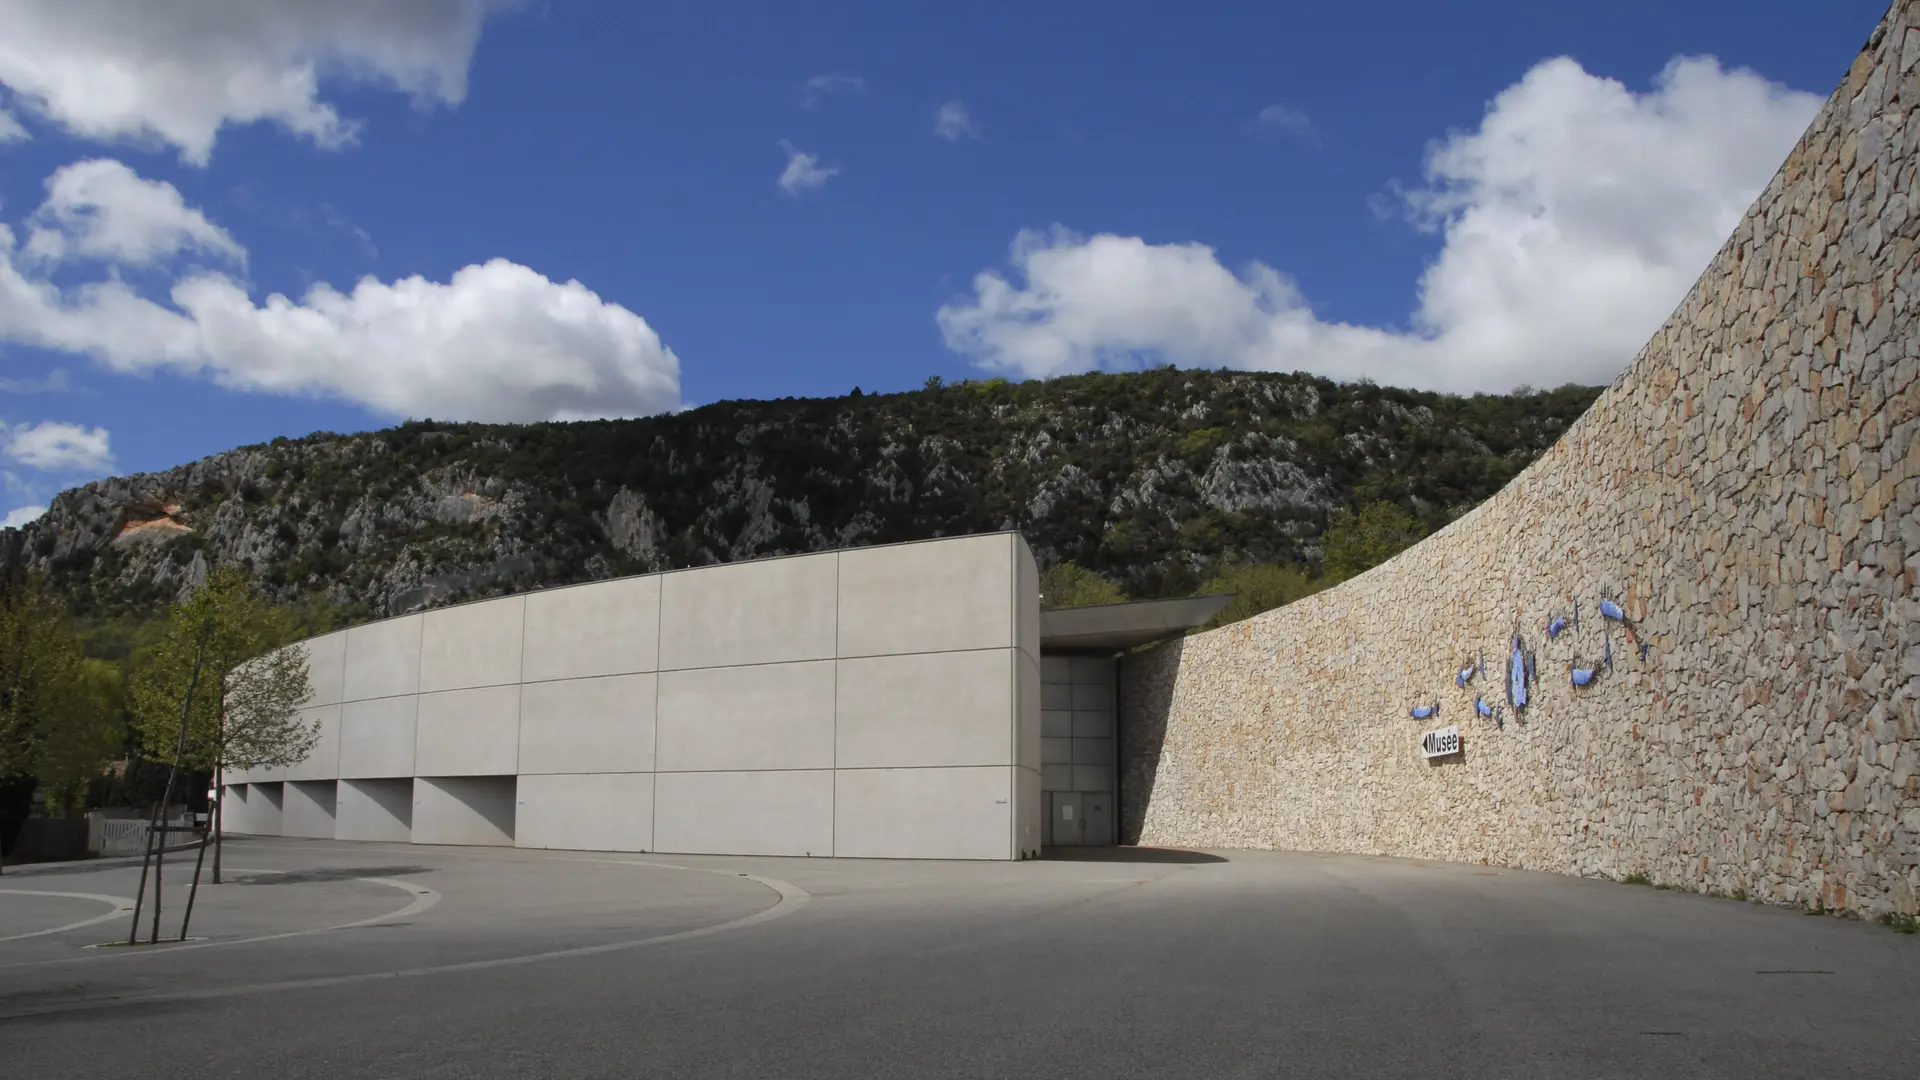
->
[1119,1,1920,918]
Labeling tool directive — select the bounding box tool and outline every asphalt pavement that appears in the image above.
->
[2,836,1914,1079]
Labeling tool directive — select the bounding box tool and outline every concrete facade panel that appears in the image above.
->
[413,776,516,847]
[1041,738,1071,765]
[338,695,418,779]
[1042,711,1072,738]
[415,685,520,777]
[301,629,349,707]
[419,595,525,693]
[833,766,1012,860]
[517,673,656,775]
[522,575,661,683]
[655,661,834,773]
[283,780,338,838]
[1017,650,1041,774]
[835,649,1014,769]
[1015,766,1041,859]
[1015,537,1040,663]
[515,772,654,853]
[218,784,253,834]
[1041,764,1072,790]
[1041,683,1072,711]
[343,614,423,702]
[335,779,413,842]
[658,552,838,671]
[248,782,283,836]
[837,534,1013,658]
[1041,656,1073,684]
[282,703,342,782]
[231,532,1052,860]
[652,770,833,857]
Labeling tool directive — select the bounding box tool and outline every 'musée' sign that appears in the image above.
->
[1420,725,1461,759]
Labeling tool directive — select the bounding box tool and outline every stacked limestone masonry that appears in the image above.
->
[1120,1,1920,917]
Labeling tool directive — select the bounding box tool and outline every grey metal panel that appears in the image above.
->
[1083,791,1114,845]
[1040,655,1073,685]
[1041,737,1072,765]
[1041,764,1072,791]
[1071,710,1112,738]
[1071,680,1113,711]
[1041,710,1073,738]
[1071,656,1113,684]
[1048,791,1083,846]
[1041,683,1073,710]
[1071,738,1113,766]
[1072,766,1112,793]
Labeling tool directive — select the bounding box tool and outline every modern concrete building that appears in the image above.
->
[220,532,1225,859]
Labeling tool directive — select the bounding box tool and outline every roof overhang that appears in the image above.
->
[1038,594,1233,654]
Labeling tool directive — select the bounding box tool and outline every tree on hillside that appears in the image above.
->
[0,575,118,872]
[1191,561,1326,633]
[130,567,316,884]
[1320,502,1428,582]
[1038,561,1127,610]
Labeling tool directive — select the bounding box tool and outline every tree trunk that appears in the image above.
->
[211,758,224,885]
[130,627,207,946]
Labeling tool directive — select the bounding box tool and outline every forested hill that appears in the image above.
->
[1,369,1602,623]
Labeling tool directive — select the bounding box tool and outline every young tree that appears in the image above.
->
[1037,561,1127,610]
[1190,561,1326,633]
[0,575,118,872]
[130,567,316,884]
[1320,501,1429,583]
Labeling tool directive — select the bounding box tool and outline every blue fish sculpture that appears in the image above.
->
[1572,665,1597,687]
[1638,642,1652,661]
[1455,663,1477,688]
[1547,616,1568,640]
[1508,636,1529,710]
[1410,700,1439,721]
[1474,695,1493,717]
[1599,598,1626,622]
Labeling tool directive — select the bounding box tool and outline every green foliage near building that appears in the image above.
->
[1191,561,1327,633]
[128,567,317,775]
[1321,501,1429,583]
[0,575,121,800]
[1038,561,1127,610]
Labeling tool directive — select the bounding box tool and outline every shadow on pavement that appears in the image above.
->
[230,866,434,885]
[1040,846,1227,864]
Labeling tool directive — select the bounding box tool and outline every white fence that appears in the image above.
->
[91,810,201,857]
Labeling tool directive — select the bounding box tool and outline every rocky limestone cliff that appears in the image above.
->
[1,369,1599,619]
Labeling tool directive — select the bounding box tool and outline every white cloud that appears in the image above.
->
[0,162,683,424]
[3,419,113,471]
[0,0,512,165]
[2,505,47,528]
[800,73,864,108]
[0,106,25,143]
[26,158,245,267]
[934,100,981,142]
[1254,104,1316,143]
[777,140,839,196]
[939,55,1821,393]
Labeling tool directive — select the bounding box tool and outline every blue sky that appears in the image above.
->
[0,0,1893,525]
